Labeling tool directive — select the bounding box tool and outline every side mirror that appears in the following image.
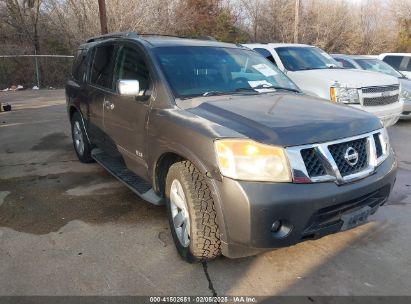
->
[118,80,140,96]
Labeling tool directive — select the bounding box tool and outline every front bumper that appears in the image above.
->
[351,102,402,127]
[215,152,397,258]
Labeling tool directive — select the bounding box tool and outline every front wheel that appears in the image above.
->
[166,161,221,262]
[71,112,94,163]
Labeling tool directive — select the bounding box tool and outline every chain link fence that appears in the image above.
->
[0,55,74,90]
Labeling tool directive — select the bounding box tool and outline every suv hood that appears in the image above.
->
[289,68,399,88]
[178,93,382,147]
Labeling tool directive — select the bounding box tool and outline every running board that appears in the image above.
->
[91,149,163,205]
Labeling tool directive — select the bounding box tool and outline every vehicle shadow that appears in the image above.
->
[0,98,168,236]
[0,170,167,235]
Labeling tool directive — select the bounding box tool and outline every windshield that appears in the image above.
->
[276,47,341,71]
[354,58,403,78]
[153,46,299,98]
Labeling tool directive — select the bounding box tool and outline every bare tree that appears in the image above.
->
[0,0,42,53]
[1,0,410,56]
[389,0,411,52]
[239,0,265,41]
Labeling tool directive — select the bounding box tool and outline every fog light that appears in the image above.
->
[271,220,293,239]
[271,220,282,233]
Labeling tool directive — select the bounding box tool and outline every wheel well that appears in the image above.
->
[155,153,184,197]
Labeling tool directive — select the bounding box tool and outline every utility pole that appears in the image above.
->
[294,0,300,43]
[98,0,108,34]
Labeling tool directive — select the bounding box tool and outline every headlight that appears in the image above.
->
[214,139,291,182]
[330,87,360,104]
[380,127,390,156]
[401,88,411,101]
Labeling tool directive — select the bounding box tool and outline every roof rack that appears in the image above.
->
[86,32,139,43]
[139,33,217,41]
[139,33,181,38]
[86,32,217,43]
[195,36,217,41]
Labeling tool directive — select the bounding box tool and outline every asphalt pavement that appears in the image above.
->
[0,90,410,296]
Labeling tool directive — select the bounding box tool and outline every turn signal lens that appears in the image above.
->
[330,86,360,104]
[330,87,337,102]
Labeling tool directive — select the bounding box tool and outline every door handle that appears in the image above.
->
[104,100,115,110]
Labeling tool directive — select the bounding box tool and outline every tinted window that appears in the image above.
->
[90,44,116,89]
[275,47,341,71]
[114,46,150,91]
[334,58,356,69]
[154,46,299,98]
[383,55,403,70]
[354,58,403,77]
[72,49,89,82]
[405,57,411,71]
[254,48,277,65]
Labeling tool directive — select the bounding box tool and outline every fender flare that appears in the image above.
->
[69,105,92,145]
[152,145,228,244]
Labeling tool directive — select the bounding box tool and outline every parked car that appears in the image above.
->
[332,54,411,119]
[244,43,402,127]
[67,33,397,262]
[378,53,411,79]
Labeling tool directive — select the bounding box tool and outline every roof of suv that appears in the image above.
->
[380,53,411,57]
[82,32,244,49]
[332,54,376,60]
[141,35,241,48]
[244,43,313,48]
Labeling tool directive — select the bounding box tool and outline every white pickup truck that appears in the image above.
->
[244,43,403,127]
[378,53,411,79]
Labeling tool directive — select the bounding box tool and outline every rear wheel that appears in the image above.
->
[71,112,93,163]
[166,161,221,262]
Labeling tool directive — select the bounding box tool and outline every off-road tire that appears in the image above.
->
[166,161,221,262]
[71,112,94,163]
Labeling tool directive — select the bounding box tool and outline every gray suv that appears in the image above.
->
[66,32,397,262]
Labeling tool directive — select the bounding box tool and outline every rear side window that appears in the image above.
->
[254,48,277,66]
[383,55,403,70]
[405,57,411,72]
[334,58,356,69]
[275,47,339,71]
[72,49,89,82]
[89,44,116,89]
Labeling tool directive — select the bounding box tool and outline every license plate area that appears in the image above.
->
[340,206,372,231]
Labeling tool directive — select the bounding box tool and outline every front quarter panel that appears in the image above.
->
[147,107,244,182]
[287,71,332,100]
[146,107,246,244]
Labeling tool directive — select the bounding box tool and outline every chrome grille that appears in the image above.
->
[363,94,399,106]
[361,85,399,107]
[300,148,326,177]
[374,134,383,158]
[362,85,399,94]
[328,138,368,177]
[286,128,389,185]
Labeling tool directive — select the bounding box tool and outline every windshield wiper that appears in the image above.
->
[202,90,260,97]
[236,85,300,93]
[184,85,299,99]
[298,66,341,71]
[179,90,257,99]
[202,91,231,97]
[298,67,324,71]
